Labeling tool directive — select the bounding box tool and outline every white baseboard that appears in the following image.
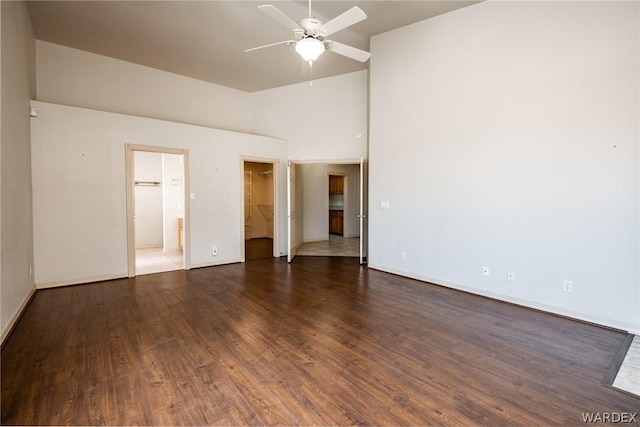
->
[190,259,243,269]
[135,244,163,250]
[368,263,640,335]
[36,273,127,289]
[1,287,36,345]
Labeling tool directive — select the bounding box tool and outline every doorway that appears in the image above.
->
[125,145,190,277]
[290,161,366,262]
[243,161,276,261]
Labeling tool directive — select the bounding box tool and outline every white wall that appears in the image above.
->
[36,41,252,133]
[251,70,368,161]
[1,0,36,342]
[134,151,163,249]
[299,163,360,241]
[31,101,288,288]
[369,1,640,333]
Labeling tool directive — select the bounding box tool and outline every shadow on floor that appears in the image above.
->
[245,238,274,261]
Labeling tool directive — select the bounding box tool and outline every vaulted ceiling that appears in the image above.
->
[27,1,479,92]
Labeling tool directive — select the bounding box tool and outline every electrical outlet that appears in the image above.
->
[507,271,515,281]
[400,252,406,261]
[483,266,490,276]
[28,266,32,277]
[563,280,573,293]
[212,245,218,256]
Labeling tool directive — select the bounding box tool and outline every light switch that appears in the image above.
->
[381,200,390,209]
[190,193,195,200]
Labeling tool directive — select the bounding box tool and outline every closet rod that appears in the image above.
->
[135,181,161,186]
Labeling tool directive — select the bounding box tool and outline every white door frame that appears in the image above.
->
[287,160,297,263]
[240,156,280,262]
[125,144,191,277]
[359,158,368,265]
[289,158,367,262]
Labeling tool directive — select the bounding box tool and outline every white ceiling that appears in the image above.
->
[27,1,480,93]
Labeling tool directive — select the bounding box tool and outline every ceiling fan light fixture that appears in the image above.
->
[295,37,325,64]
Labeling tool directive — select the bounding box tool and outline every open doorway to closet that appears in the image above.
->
[243,161,276,261]
[125,145,190,277]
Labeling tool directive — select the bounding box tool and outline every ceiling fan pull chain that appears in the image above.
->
[309,61,313,86]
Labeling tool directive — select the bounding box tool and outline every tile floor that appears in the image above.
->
[296,235,360,257]
[135,247,184,275]
[613,335,640,397]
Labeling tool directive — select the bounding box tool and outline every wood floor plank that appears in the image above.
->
[2,257,638,425]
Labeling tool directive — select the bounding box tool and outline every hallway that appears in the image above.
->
[296,235,359,257]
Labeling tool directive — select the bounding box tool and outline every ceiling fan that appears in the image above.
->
[246,0,371,67]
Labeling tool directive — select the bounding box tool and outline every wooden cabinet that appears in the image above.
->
[329,175,344,235]
[329,210,343,235]
[329,175,344,194]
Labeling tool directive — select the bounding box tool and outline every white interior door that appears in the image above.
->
[359,158,368,265]
[287,160,297,263]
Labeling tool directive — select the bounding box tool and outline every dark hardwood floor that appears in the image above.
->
[245,237,274,261]
[2,257,637,425]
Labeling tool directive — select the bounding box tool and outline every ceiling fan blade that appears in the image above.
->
[258,5,303,32]
[325,40,371,62]
[322,6,367,36]
[245,40,295,53]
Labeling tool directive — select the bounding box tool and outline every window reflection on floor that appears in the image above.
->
[613,335,640,397]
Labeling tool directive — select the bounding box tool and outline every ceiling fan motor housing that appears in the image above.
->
[299,17,326,38]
